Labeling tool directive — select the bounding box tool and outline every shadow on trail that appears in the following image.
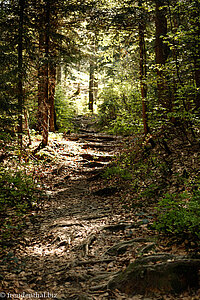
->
[1,129,125,299]
[2,123,198,299]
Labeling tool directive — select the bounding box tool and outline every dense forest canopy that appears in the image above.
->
[0,0,199,143]
[0,0,200,298]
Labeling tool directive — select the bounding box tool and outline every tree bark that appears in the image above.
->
[42,0,50,147]
[56,65,62,85]
[38,0,58,136]
[191,0,200,110]
[49,63,56,131]
[155,0,172,111]
[18,0,25,149]
[138,12,149,135]
[24,109,31,146]
[37,0,47,133]
[89,60,94,112]
[89,38,98,113]
[37,25,45,132]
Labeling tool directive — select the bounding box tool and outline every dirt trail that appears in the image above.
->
[1,125,134,299]
[1,119,199,300]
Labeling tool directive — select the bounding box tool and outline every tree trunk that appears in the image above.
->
[38,0,57,136]
[24,109,31,145]
[138,12,149,135]
[18,0,25,149]
[56,65,62,85]
[42,0,50,147]
[155,0,172,111]
[194,55,200,110]
[89,38,98,113]
[89,60,94,112]
[49,63,56,131]
[192,0,200,110]
[37,0,46,133]
[49,4,58,132]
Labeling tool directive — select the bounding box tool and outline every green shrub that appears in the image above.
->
[103,165,132,180]
[154,189,200,241]
[0,168,40,212]
[98,83,143,135]
[0,166,43,247]
[55,85,76,132]
[110,113,143,135]
[98,86,120,126]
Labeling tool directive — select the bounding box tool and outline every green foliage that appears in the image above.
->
[138,183,161,200]
[113,143,171,200]
[103,128,200,245]
[98,83,143,135]
[103,165,132,180]
[154,180,200,241]
[98,90,119,126]
[0,167,39,212]
[0,166,42,247]
[55,85,77,132]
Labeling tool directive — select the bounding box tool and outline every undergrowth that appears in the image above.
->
[55,84,77,132]
[0,164,43,249]
[154,186,200,242]
[103,130,200,248]
[98,83,143,135]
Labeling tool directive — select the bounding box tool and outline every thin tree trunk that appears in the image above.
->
[42,0,50,147]
[89,60,94,112]
[194,55,200,110]
[94,77,98,99]
[49,64,56,131]
[138,0,149,135]
[155,0,172,111]
[18,0,25,149]
[192,0,200,110]
[37,4,45,132]
[24,109,31,145]
[139,17,149,135]
[89,37,98,113]
[49,4,58,132]
[56,65,62,85]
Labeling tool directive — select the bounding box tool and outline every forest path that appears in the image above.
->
[1,120,153,299]
[2,117,199,299]
[19,130,126,299]
[1,120,136,299]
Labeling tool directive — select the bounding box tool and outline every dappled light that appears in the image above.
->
[1,123,199,299]
[1,0,200,299]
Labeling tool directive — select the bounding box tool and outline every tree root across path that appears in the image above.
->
[76,234,97,256]
[1,128,200,299]
[108,257,200,296]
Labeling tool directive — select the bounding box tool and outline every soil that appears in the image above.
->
[1,117,200,300]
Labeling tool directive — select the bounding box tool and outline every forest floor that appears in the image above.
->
[1,116,200,300]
